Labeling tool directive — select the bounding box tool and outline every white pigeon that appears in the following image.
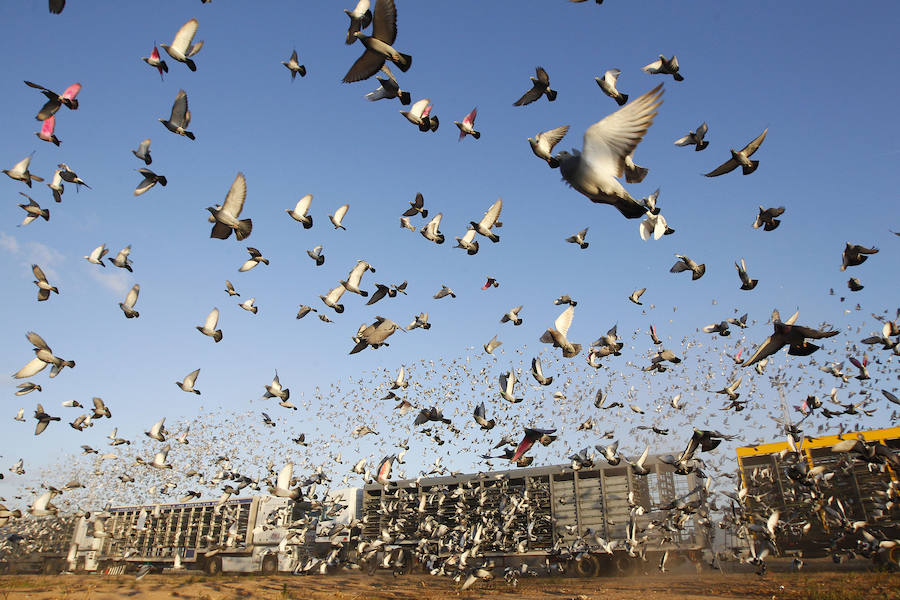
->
[540,305,581,358]
[196,308,223,342]
[119,284,140,319]
[269,463,301,499]
[239,297,258,314]
[557,85,663,219]
[329,204,349,229]
[528,125,569,168]
[160,18,204,71]
[286,194,313,228]
[176,369,201,394]
[84,244,108,266]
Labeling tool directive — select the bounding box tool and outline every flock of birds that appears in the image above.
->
[1,0,899,588]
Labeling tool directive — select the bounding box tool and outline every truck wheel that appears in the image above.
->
[205,556,222,576]
[261,555,278,575]
[574,555,599,577]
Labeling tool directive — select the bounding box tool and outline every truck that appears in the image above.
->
[361,455,709,577]
[64,490,362,574]
[0,515,80,574]
[736,426,900,562]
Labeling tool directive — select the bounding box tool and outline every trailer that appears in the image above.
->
[67,496,304,574]
[0,515,80,574]
[736,426,900,561]
[362,456,708,576]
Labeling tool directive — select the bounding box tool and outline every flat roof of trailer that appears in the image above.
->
[736,426,900,459]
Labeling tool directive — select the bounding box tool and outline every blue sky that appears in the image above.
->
[1,1,897,509]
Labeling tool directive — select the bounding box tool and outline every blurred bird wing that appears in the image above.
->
[539,125,570,151]
[204,308,220,330]
[333,204,349,223]
[642,58,663,73]
[582,84,663,179]
[276,463,293,490]
[171,18,199,53]
[554,305,575,337]
[696,122,708,138]
[295,194,312,215]
[463,107,477,126]
[784,310,799,325]
[26,331,51,351]
[15,357,48,379]
[222,172,247,218]
[40,117,56,136]
[124,285,140,308]
[743,334,783,367]
[62,83,81,101]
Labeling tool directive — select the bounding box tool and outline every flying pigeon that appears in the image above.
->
[470,198,502,242]
[196,308,223,342]
[176,369,201,394]
[400,98,439,132]
[420,213,444,243]
[365,65,411,104]
[742,311,839,367]
[596,69,628,106]
[513,67,557,106]
[134,169,167,196]
[160,18,204,71]
[528,125,569,168]
[473,402,495,430]
[329,204,349,229]
[841,243,878,271]
[565,228,589,249]
[35,116,60,146]
[628,288,646,305]
[540,305,581,358]
[454,107,480,140]
[3,154,44,187]
[307,245,325,266]
[530,356,553,385]
[119,284,140,318]
[500,306,523,326]
[132,139,153,165]
[342,0,411,82]
[754,206,785,231]
[704,128,768,177]
[238,247,269,272]
[84,244,108,266]
[282,49,307,79]
[141,45,168,80]
[512,428,557,462]
[557,85,664,218]
[735,258,758,290]
[670,254,706,280]
[17,194,49,226]
[286,194,313,228]
[208,173,252,240]
[160,89,195,140]
[674,122,709,150]
[642,54,683,81]
[24,80,81,120]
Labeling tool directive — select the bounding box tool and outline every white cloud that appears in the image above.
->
[87,267,131,296]
[0,233,65,281]
[0,232,20,254]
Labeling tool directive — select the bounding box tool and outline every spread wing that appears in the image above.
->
[123,285,140,308]
[372,0,398,45]
[540,125,569,151]
[171,18,199,53]
[740,128,768,157]
[32,264,48,282]
[343,48,385,83]
[554,305,575,337]
[204,308,219,330]
[169,90,189,125]
[26,331,51,351]
[222,172,246,218]
[703,157,739,177]
[276,463,293,490]
[582,84,663,179]
[478,198,502,229]
[743,333,784,367]
[294,194,312,215]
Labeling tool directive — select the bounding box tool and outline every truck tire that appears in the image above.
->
[574,555,599,577]
[261,555,278,575]
[205,556,222,576]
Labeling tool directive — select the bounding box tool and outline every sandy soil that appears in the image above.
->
[0,568,895,600]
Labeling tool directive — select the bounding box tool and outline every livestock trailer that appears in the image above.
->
[362,455,708,576]
[736,426,900,559]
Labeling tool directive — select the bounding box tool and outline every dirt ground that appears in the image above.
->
[0,565,896,600]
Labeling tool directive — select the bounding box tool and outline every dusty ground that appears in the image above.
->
[0,566,896,600]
